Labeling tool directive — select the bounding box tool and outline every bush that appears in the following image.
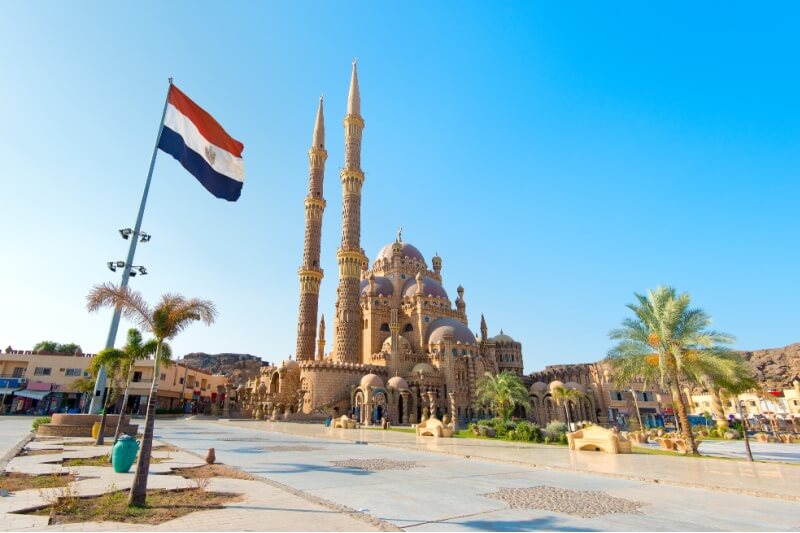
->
[511,421,542,442]
[543,421,567,442]
[32,416,51,431]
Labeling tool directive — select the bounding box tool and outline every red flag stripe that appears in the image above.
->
[167,85,244,158]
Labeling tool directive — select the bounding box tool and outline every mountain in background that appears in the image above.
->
[179,352,270,384]
[742,342,800,390]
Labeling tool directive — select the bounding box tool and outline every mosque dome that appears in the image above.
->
[529,381,548,394]
[565,381,585,392]
[411,362,435,375]
[359,276,394,296]
[402,277,448,299]
[360,374,384,389]
[491,330,515,344]
[387,376,410,390]
[376,241,426,263]
[280,359,299,371]
[426,317,477,345]
[381,335,411,353]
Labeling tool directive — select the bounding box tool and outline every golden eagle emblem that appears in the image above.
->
[205,146,217,165]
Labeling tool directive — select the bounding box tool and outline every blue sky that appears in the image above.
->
[1,2,798,370]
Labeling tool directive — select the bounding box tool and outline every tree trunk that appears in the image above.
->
[708,387,728,429]
[738,401,754,462]
[95,380,115,446]
[563,402,572,431]
[128,343,161,507]
[630,389,644,432]
[670,383,698,455]
[109,364,135,463]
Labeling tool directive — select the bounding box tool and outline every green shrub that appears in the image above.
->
[32,416,51,431]
[511,421,542,442]
[543,421,567,441]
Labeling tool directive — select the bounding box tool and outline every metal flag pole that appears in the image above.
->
[89,78,173,414]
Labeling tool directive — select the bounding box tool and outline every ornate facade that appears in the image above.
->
[246,62,524,426]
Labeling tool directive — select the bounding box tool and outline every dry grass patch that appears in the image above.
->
[26,486,241,525]
[63,454,171,468]
[172,463,257,481]
[19,449,62,456]
[0,472,75,493]
[62,441,109,447]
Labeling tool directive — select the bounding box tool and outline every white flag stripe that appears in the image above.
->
[163,104,245,182]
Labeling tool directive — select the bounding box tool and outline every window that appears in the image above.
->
[33,367,51,376]
[749,401,756,407]
[12,367,24,378]
[65,368,82,377]
[160,373,167,381]
[133,372,143,383]
[179,378,184,385]
[380,323,390,332]
[424,316,430,323]
[404,324,413,332]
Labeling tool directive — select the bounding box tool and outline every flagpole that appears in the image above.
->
[89,78,173,414]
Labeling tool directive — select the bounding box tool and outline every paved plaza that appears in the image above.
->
[2,417,799,531]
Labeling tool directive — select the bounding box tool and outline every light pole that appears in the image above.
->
[87,226,153,414]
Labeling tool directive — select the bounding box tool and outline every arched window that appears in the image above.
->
[380,323,390,332]
[404,324,413,332]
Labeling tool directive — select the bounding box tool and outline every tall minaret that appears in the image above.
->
[295,96,327,361]
[316,315,326,361]
[333,60,366,363]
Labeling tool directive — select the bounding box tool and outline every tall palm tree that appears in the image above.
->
[607,286,742,455]
[476,371,530,422]
[110,329,166,445]
[550,385,586,431]
[716,369,757,461]
[87,283,215,507]
[89,346,128,445]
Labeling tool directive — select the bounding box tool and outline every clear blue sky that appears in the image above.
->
[1,2,798,370]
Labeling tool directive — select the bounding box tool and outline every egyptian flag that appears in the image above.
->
[158,85,244,201]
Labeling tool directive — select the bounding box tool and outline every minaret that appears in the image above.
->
[480,314,488,342]
[333,60,367,363]
[295,96,327,361]
[316,315,326,361]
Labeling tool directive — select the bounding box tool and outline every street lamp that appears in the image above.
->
[119,228,152,242]
[106,262,147,276]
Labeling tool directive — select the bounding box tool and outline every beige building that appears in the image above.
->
[249,62,524,426]
[0,349,226,415]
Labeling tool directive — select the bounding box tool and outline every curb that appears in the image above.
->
[0,431,35,472]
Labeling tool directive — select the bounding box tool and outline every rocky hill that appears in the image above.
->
[180,352,268,384]
[742,342,800,389]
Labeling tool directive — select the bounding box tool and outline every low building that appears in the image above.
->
[0,349,226,415]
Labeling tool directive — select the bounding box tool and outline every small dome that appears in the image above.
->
[549,380,565,392]
[360,276,394,296]
[376,242,426,263]
[565,381,585,392]
[382,335,411,353]
[360,373,384,388]
[427,317,476,345]
[530,381,548,393]
[280,359,299,371]
[258,382,267,392]
[411,362,435,375]
[387,376,409,390]
[403,277,448,299]
[491,330,515,344]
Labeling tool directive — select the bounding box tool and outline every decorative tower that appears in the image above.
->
[295,97,327,361]
[316,315,326,361]
[480,314,488,342]
[333,60,367,363]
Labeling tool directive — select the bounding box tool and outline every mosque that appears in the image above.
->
[247,62,525,426]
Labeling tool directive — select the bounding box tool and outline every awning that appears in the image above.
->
[638,407,658,414]
[14,390,51,401]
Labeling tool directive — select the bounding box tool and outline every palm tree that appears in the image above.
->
[89,346,128,445]
[607,286,742,455]
[550,385,586,431]
[70,377,95,413]
[110,329,166,445]
[476,371,530,422]
[87,283,215,507]
[716,369,758,461]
